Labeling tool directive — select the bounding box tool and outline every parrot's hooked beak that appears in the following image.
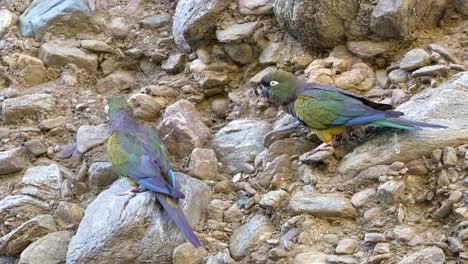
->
[260,84,269,97]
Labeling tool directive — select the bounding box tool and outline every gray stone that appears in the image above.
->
[54,201,84,230]
[273,0,359,49]
[364,233,386,243]
[158,100,211,158]
[24,140,47,156]
[442,146,458,166]
[294,251,327,264]
[0,256,15,264]
[335,238,359,254]
[289,192,357,218]
[211,98,229,118]
[128,94,166,121]
[189,148,218,180]
[0,195,49,220]
[399,49,431,71]
[265,138,314,162]
[80,40,113,53]
[108,17,129,39]
[229,215,274,260]
[398,247,445,264]
[38,116,67,130]
[173,0,230,52]
[21,164,62,200]
[393,225,415,242]
[338,72,468,177]
[374,243,391,254]
[141,14,172,28]
[195,47,212,64]
[144,85,177,97]
[162,53,188,74]
[447,237,464,253]
[406,159,428,176]
[239,0,273,15]
[88,162,119,187]
[428,44,460,64]
[453,0,468,14]
[0,214,57,255]
[0,147,29,175]
[449,63,466,71]
[213,120,271,174]
[377,181,405,204]
[38,43,98,73]
[2,94,56,124]
[19,0,92,39]
[391,89,407,105]
[299,149,335,164]
[0,128,10,140]
[189,59,237,89]
[371,0,448,39]
[259,190,290,209]
[206,249,235,264]
[66,174,211,263]
[0,9,15,38]
[18,231,72,264]
[346,41,394,59]
[258,155,291,188]
[76,124,111,153]
[172,243,207,264]
[327,255,357,264]
[259,41,282,65]
[96,70,136,93]
[224,43,254,65]
[351,188,376,207]
[388,69,409,83]
[411,65,450,77]
[208,199,231,221]
[216,22,259,43]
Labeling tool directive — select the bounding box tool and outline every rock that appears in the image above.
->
[388,69,409,84]
[0,128,10,140]
[19,0,92,39]
[18,231,72,264]
[0,147,29,175]
[428,44,460,64]
[158,100,211,158]
[128,94,166,121]
[21,164,62,199]
[453,0,468,14]
[11,54,47,87]
[54,201,84,230]
[289,192,357,218]
[211,98,229,118]
[208,199,231,221]
[393,225,415,242]
[173,0,230,52]
[189,148,218,180]
[294,251,327,264]
[447,237,464,253]
[377,181,405,204]
[259,41,282,65]
[391,89,407,105]
[172,243,206,264]
[351,188,376,207]
[258,154,290,188]
[141,14,172,29]
[406,159,428,176]
[338,72,468,177]
[195,47,212,64]
[216,22,259,43]
[374,243,391,254]
[399,49,431,71]
[67,173,210,263]
[80,40,113,53]
[76,124,111,153]
[273,0,358,49]
[239,0,273,15]
[224,43,254,65]
[95,70,136,93]
[364,233,386,243]
[0,214,57,255]
[224,204,243,223]
[213,120,271,174]
[259,190,290,209]
[371,0,448,39]
[442,146,458,166]
[144,85,177,97]
[38,116,67,130]
[334,62,375,92]
[398,247,445,264]
[229,215,274,260]
[327,255,357,264]
[0,9,15,38]
[265,138,314,162]
[346,41,394,59]
[449,63,466,71]
[24,140,47,156]
[411,65,450,77]
[2,94,56,124]
[335,238,359,254]
[0,256,15,264]
[108,17,129,39]
[88,162,119,187]
[0,195,49,220]
[38,43,98,73]
[299,149,335,164]
[206,249,235,264]
[189,59,237,89]
[162,53,188,74]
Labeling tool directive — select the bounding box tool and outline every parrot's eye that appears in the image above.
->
[270,81,279,87]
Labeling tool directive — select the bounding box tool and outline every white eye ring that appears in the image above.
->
[270,81,279,86]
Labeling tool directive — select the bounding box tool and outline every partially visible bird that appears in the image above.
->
[106,96,201,248]
[260,70,446,152]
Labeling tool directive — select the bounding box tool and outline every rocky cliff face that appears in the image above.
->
[0,0,467,263]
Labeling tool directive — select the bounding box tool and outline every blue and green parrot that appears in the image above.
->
[106,96,201,248]
[260,70,446,151]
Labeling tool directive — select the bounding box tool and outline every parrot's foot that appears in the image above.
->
[311,142,334,153]
[118,187,139,196]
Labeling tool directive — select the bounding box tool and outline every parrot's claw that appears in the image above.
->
[118,187,139,196]
[311,142,334,153]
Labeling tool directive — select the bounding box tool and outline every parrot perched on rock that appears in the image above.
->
[106,96,201,248]
[260,70,446,152]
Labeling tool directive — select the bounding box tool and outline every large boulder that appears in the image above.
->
[19,0,92,39]
[338,72,468,178]
[172,0,230,52]
[273,0,359,49]
[66,173,211,263]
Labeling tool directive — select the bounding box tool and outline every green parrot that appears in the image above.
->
[260,70,446,151]
[106,96,201,248]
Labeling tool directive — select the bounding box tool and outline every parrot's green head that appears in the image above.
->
[260,70,297,105]
[107,96,132,120]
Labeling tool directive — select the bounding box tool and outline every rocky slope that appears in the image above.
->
[0,0,467,263]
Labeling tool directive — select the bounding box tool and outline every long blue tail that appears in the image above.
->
[155,193,202,248]
[370,117,447,130]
